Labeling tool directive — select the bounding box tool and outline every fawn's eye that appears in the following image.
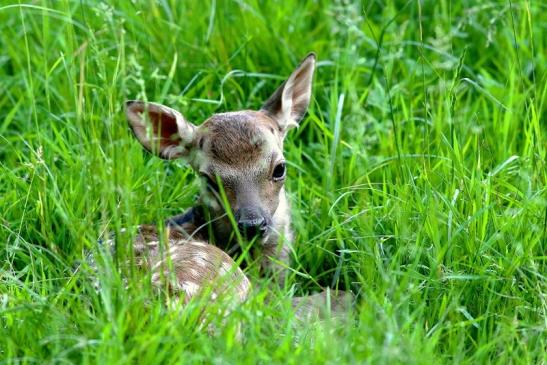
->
[272,162,286,181]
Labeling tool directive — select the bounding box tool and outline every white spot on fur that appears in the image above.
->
[238,277,251,301]
[190,241,206,247]
[194,250,210,267]
[180,281,200,296]
[219,261,233,276]
[169,251,183,262]
[151,272,161,283]
[168,246,181,255]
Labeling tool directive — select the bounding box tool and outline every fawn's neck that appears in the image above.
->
[166,189,292,280]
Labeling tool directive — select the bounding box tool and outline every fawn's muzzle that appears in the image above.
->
[236,207,269,238]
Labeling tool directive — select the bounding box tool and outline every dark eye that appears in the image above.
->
[272,162,286,181]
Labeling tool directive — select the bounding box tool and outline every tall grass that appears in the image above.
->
[0,1,545,363]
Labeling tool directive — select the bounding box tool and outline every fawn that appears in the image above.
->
[123,53,352,321]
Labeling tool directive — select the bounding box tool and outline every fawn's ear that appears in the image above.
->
[261,53,316,133]
[125,101,196,159]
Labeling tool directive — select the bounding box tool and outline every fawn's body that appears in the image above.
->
[123,53,351,324]
[131,225,251,305]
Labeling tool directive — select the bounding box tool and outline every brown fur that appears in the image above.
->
[199,111,278,167]
[125,56,318,281]
[123,53,354,332]
[133,225,251,304]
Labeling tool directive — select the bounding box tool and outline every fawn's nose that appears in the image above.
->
[236,208,268,238]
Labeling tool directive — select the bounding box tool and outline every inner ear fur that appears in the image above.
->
[125,101,195,160]
[260,53,316,133]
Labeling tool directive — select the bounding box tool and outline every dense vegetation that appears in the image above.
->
[0,1,545,363]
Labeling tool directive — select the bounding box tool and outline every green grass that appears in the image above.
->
[0,0,545,363]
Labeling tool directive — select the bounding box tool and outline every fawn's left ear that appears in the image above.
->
[260,53,316,133]
[125,101,196,159]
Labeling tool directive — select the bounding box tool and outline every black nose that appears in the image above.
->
[236,208,268,238]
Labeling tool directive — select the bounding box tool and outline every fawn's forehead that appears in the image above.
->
[197,111,282,168]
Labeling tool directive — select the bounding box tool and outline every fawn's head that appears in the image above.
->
[126,53,316,239]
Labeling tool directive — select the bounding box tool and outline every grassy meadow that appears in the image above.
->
[0,0,545,363]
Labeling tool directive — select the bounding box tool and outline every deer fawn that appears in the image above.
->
[123,53,352,324]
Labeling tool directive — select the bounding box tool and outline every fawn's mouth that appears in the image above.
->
[237,222,270,240]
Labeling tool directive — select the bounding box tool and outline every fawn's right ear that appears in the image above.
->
[125,101,196,159]
[260,53,316,134]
